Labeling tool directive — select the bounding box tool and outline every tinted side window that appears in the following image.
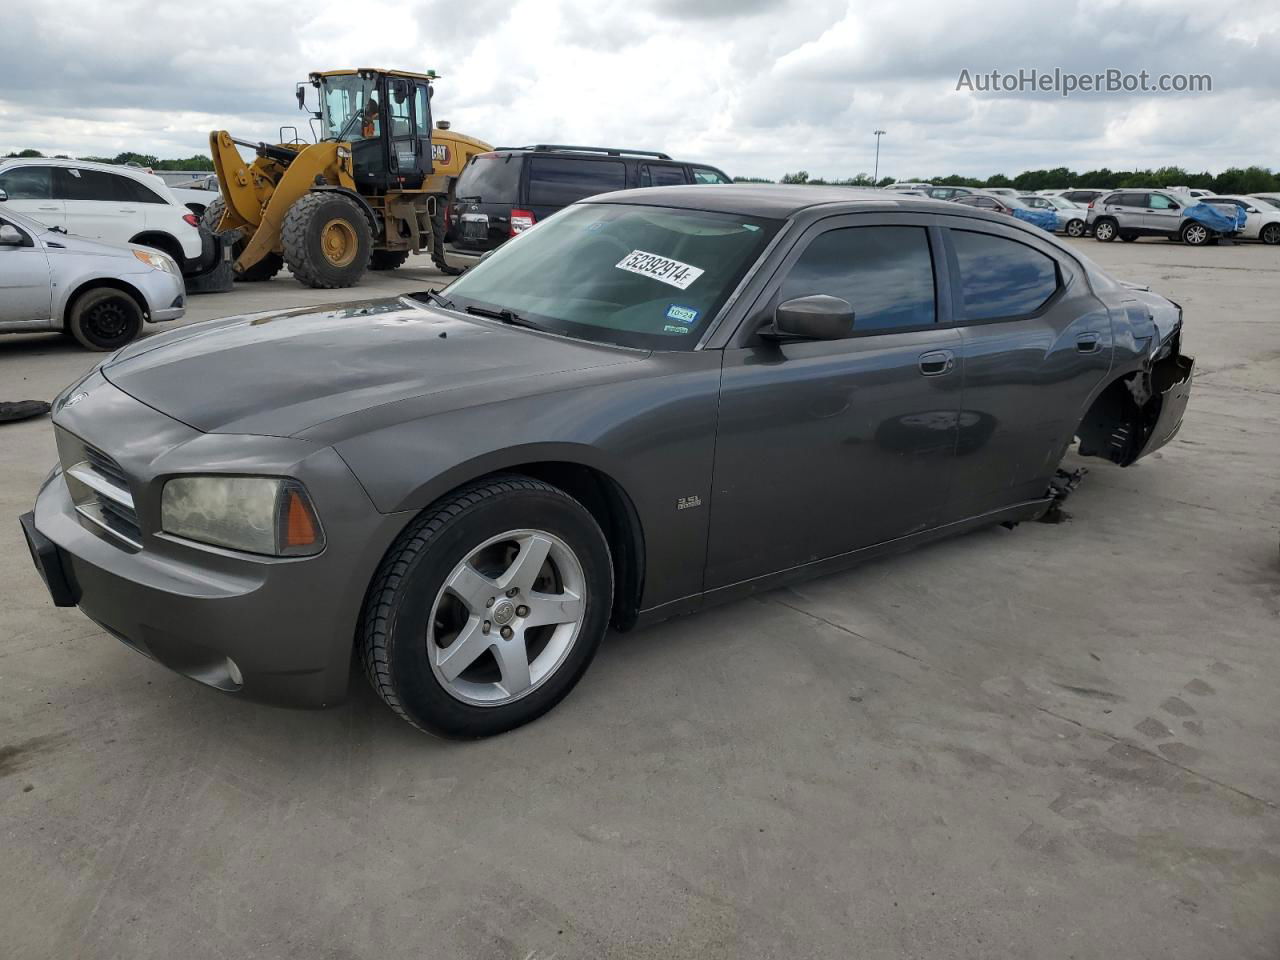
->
[117,176,166,204]
[952,230,1059,321]
[0,166,52,199]
[640,164,688,187]
[1148,194,1179,210]
[527,158,626,206]
[781,226,936,332]
[56,168,122,202]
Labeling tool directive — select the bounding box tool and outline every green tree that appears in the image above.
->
[781,170,810,184]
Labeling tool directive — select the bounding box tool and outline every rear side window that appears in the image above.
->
[55,168,120,202]
[0,166,52,199]
[780,226,937,332]
[640,164,688,187]
[692,165,731,185]
[952,230,1059,321]
[527,157,626,206]
[454,154,521,203]
[118,176,167,204]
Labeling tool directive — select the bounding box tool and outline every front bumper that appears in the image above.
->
[23,375,408,708]
[133,268,187,324]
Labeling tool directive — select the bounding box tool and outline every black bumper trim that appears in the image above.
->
[19,511,80,607]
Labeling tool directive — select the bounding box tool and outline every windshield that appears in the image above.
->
[320,75,377,141]
[434,203,781,349]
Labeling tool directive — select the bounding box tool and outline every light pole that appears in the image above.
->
[873,129,886,186]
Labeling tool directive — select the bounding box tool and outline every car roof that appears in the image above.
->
[585,182,978,217]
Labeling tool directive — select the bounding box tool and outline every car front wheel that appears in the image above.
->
[359,475,614,738]
[1181,221,1210,246]
[66,288,144,351]
[1093,219,1117,242]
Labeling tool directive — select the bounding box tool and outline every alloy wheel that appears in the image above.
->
[427,529,587,706]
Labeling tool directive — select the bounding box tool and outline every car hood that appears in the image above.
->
[101,297,647,437]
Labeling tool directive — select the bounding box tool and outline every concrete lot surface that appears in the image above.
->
[2,242,1278,959]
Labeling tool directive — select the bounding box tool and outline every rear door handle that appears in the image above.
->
[918,350,955,376]
[1076,333,1102,354]
[38,205,59,211]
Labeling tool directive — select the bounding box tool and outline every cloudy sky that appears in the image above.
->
[3,0,1278,180]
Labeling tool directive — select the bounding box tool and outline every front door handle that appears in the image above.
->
[918,350,955,376]
[1076,333,1102,354]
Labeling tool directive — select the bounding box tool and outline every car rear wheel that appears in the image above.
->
[358,475,613,738]
[1093,219,1117,242]
[66,288,144,351]
[201,198,283,282]
[1065,218,1085,238]
[1181,221,1210,246]
[1260,223,1280,245]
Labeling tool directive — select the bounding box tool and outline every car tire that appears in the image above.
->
[369,250,410,271]
[281,192,372,289]
[1181,221,1211,246]
[66,288,144,351]
[1065,219,1085,238]
[201,199,283,282]
[358,475,614,738]
[1093,219,1117,242]
[1261,223,1280,245]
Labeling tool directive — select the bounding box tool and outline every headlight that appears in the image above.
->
[161,476,325,557]
[132,249,178,274]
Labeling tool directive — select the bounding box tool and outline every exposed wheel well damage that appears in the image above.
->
[1077,333,1193,466]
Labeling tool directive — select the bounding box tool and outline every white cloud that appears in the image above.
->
[3,0,1278,178]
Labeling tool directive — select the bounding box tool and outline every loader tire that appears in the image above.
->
[201,198,282,282]
[370,250,410,271]
[282,192,372,289]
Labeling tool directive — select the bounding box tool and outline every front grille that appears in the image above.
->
[58,434,142,551]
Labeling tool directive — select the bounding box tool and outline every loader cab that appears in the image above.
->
[312,69,434,192]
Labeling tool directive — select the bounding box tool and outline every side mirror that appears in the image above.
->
[766,295,855,341]
[296,83,307,111]
[0,224,25,246]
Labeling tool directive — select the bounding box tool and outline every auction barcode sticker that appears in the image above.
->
[615,250,705,290]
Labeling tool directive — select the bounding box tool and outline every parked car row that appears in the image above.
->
[886,182,1276,246]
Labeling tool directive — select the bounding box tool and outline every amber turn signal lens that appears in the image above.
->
[283,488,319,549]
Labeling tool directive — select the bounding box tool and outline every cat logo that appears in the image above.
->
[431,144,451,164]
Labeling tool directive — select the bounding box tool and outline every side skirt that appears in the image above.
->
[630,497,1055,631]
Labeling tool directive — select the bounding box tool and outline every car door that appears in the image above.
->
[706,215,962,590]
[0,166,65,231]
[941,219,1113,520]
[55,167,137,244]
[1143,192,1182,234]
[0,216,53,323]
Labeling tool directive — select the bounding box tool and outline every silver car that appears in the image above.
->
[0,203,185,350]
[1085,188,1234,246]
[1019,195,1088,238]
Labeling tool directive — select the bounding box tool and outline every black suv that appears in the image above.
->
[447,145,732,252]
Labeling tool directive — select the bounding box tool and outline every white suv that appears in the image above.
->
[0,158,204,274]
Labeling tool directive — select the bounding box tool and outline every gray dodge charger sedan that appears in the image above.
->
[21,185,1194,737]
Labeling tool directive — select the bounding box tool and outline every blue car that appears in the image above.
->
[952,193,1058,232]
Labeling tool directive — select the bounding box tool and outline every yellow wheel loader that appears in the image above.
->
[206,68,492,288]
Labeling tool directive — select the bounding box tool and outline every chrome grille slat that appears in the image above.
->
[58,436,142,551]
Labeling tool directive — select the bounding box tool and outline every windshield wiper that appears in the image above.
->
[424,290,455,309]
[464,304,542,330]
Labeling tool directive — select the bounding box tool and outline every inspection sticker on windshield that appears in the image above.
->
[615,250,705,290]
[666,304,699,324]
